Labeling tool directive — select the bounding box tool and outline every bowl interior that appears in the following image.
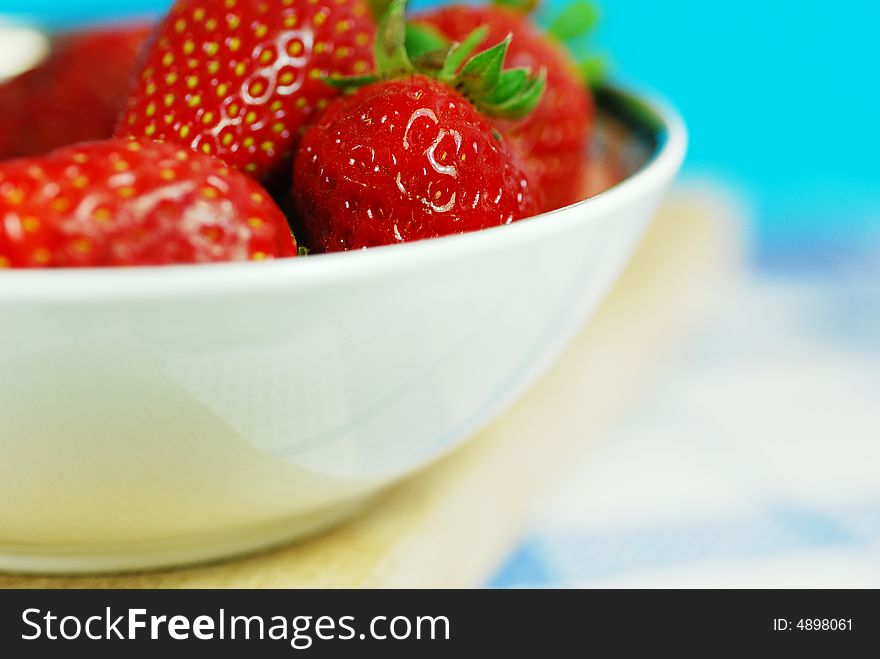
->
[585,85,666,197]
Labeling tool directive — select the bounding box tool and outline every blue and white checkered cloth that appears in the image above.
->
[491,236,880,588]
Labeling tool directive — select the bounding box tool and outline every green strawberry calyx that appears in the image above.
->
[328,0,545,121]
[545,1,608,88]
[492,0,539,14]
[546,1,599,42]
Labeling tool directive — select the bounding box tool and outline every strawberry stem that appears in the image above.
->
[366,0,392,20]
[375,0,414,75]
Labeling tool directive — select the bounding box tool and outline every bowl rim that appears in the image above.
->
[0,86,687,302]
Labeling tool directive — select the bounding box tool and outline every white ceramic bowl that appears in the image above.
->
[0,87,685,573]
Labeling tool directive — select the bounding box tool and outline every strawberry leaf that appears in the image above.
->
[492,0,538,13]
[440,26,489,80]
[484,67,529,104]
[356,0,544,120]
[577,55,608,88]
[459,34,510,94]
[406,23,449,59]
[547,1,599,42]
[485,68,546,119]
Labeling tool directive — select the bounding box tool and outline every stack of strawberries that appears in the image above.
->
[0,0,599,268]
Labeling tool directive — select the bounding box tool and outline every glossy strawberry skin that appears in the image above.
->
[116,0,376,180]
[417,5,595,212]
[293,74,539,252]
[0,139,296,268]
[0,23,152,161]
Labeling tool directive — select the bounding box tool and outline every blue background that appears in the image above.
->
[2,0,878,251]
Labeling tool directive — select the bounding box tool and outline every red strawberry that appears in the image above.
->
[0,139,296,268]
[415,3,596,212]
[0,23,152,160]
[293,0,541,252]
[116,0,376,180]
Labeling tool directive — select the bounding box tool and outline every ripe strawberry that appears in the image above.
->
[0,23,152,160]
[116,0,376,180]
[415,3,596,212]
[0,139,296,268]
[293,0,541,252]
